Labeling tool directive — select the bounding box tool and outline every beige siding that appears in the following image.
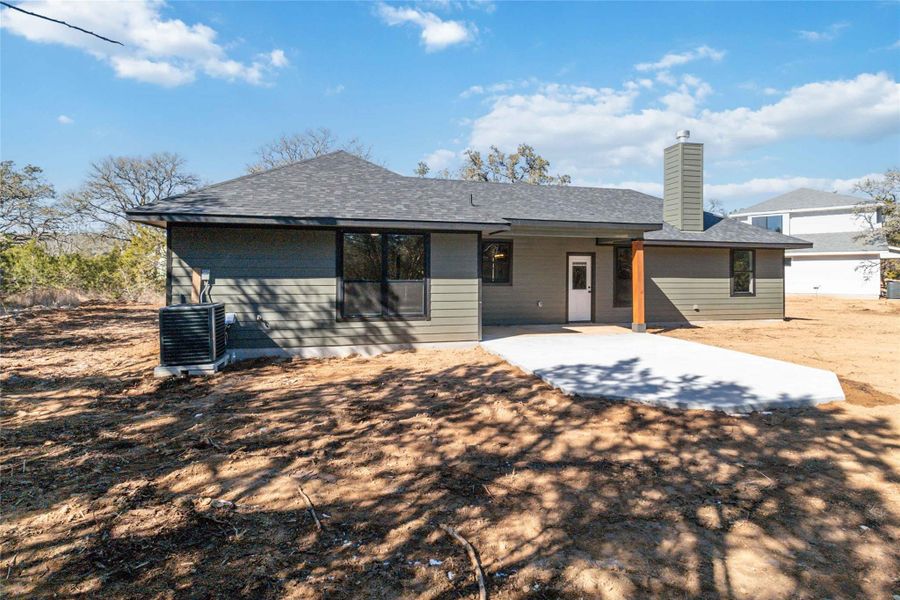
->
[170,226,480,350]
[646,247,784,321]
[663,142,704,232]
[481,236,784,325]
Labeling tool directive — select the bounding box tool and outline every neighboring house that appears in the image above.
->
[127,133,810,359]
[731,189,899,298]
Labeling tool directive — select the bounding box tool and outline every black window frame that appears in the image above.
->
[613,245,633,308]
[730,248,756,297]
[751,215,783,233]
[481,239,513,285]
[337,230,431,321]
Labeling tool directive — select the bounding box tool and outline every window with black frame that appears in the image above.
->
[482,241,512,284]
[730,249,755,296]
[751,215,783,233]
[341,232,427,318]
[613,246,632,307]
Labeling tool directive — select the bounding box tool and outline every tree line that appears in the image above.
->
[0,129,570,308]
[3,127,896,308]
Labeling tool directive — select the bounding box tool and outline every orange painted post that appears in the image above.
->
[631,240,646,332]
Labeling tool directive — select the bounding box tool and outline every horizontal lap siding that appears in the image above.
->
[482,237,632,325]
[646,247,784,321]
[170,226,479,349]
[481,236,784,325]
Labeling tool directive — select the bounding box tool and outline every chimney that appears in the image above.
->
[663,130,704,231]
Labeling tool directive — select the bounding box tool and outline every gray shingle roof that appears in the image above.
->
[127,151,809,247]
[645,213,812,247]
[733,188,873,215]
[787,231,891,254]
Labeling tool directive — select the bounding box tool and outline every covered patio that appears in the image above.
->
[480,328,845,413]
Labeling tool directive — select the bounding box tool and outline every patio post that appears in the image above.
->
[631,239,646,332]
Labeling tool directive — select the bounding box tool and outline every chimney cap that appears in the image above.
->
[676,129,690,143]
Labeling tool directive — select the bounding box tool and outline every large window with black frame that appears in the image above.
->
[340,232,427,318]
[613,246,632,307]
[751,215,783,233]
[482,240,512,284]
[730,249,756,296]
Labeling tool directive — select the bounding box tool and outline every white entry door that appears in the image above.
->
[567,255,592,322]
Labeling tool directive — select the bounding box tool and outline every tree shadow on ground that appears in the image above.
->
[2,308,899,599]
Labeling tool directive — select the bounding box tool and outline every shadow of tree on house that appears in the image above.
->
[2,306,899,599]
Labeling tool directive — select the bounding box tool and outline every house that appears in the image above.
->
[731,189,899,298]
[126,133,810,360]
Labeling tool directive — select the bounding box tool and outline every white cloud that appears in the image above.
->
[707,173,876,201]
[635,45,725,72]
[325,84,345,96]
[422,148,458,171]
[57,114,74,125]
[459,81,522,98]
[598,173,877,208]
[797,22,850,42]
[376,3,476,51]
[0,0,288,87]
[268,49,289,68]
[465,72,900,180]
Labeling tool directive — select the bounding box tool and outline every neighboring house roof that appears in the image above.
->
[127,151,810,248]
[787,231,893,254]
[733,188,873,215]
[644,213,811,247]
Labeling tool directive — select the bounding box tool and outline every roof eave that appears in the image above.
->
[644,239,814,249]
[125,211,509,232]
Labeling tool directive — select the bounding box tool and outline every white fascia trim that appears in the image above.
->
[785,250,884,257]
[731,203,878,218]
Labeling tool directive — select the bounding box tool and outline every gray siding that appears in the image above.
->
[482,236,784,325]
[663,142,704,232]
[646,247,784,321]
[169,226,479,350]
[482,237,632,325]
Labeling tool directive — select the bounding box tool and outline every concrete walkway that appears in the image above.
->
[481,332,845,413]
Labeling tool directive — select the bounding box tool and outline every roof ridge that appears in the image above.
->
[397,172,662,199]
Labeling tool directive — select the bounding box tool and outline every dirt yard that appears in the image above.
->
[657,295,900,407]
[2,300,899,599]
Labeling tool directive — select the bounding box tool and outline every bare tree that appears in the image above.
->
[459,144,570,185]
[0,161,63,246]
[705,197,727,217]
[66,153,199,241]
[248,127,373,173]
[853,168,899,246]
[415,161,430,178]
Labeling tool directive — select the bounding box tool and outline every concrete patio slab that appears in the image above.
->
[481,333,845,413]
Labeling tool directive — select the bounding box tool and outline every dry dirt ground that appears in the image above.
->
[2,300,899,599]
[657,295,900,407]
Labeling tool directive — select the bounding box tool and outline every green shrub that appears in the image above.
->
[0,227,165,306]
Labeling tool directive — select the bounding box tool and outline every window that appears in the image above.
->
[730,249,755,296]
[751,215,783,233]
[482,240,512,284]
[784,257,792,267]
[613,246,632,307]
[340,232,428,318]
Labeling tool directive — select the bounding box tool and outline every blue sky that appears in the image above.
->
[2,1,899,210]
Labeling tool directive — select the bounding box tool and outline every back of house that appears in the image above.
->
[127,132,810,361]
[732,189,898,298]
